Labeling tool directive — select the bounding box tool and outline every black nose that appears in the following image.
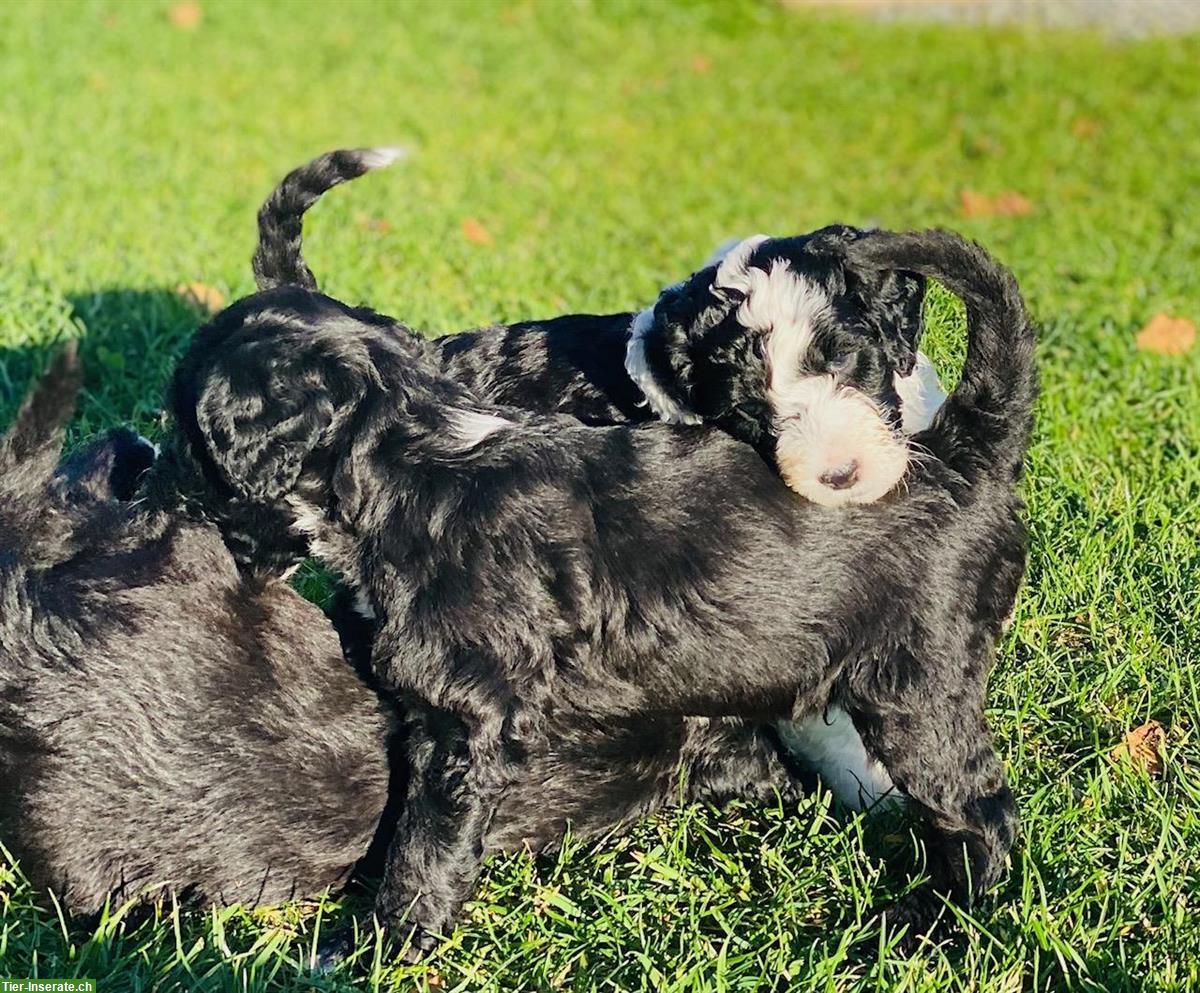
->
[819,460,860,490]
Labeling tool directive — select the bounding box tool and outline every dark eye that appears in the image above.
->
[827,352,855,376]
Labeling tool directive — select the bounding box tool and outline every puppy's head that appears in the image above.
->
[627,226,941,507]
[167,285,483,571]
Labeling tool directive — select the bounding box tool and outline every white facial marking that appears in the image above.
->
[894,352,948,435]
[624,309,703,426]
[444,408,514,449]
[775,707,901,811]
[773,378,911,507]
[711,234,770,297]
[731,259,908,507]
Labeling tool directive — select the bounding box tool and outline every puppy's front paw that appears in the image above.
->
[877,888,946,955]
[395,921,439,963]
[377,897,445,963]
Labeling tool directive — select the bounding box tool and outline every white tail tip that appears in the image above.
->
[359,146,408,169]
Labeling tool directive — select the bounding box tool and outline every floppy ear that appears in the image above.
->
[847,266,927,376]
[192,338,366,502]
[53,428,157,503]
[0,343,82,497]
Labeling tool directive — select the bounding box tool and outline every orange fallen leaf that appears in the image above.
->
[1110,720,1166,775]
[461,217,493,246]
[358,216,393,234]
[960,190,1034,219]
[168,1,202,30]
[690,54,713,74]
[1135,313,1196,356]
[175,281,225,313]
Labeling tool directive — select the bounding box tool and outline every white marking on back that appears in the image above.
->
[444,408,514,449]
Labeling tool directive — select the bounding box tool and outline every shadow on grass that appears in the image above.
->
[1,287,209,433]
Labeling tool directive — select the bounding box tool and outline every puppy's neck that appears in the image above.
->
[624,308,701,426]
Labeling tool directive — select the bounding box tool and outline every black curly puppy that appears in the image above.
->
[0,347,392,915]
[169,215,1035,956]
[253,150,951,810]
[440,231,946,506]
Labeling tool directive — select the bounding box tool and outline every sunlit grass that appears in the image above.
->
[1,1,1198,989]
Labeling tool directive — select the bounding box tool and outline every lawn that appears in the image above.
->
[1,1,1199,990]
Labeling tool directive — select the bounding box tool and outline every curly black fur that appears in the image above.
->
[0,350,392,915]
[169,226,1035,955]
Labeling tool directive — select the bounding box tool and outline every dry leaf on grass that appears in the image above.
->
[960,190,1034,219]
[690,54,713,74]
[175,281,225,313]
[1135,313,1196,356]
[357,215,393,234]
[1110,720,1166,776]
[462,217,494,246]
[167,1,202,30]
[1071,115,1101,138]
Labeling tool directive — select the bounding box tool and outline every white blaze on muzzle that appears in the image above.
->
[734,258,909,507]
[771,376,910,507]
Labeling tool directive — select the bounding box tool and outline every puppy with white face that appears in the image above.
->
[626,228,947,507]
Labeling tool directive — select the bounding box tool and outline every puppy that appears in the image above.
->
[0,347,392,915]
[254,149,952,810]
[169,223,1035,953]
[440,229,947,507]
[253,149,946,506]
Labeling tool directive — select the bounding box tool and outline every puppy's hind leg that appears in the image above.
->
[373,698,515,960]
[849,649,1017,943]
[681,718,812,807]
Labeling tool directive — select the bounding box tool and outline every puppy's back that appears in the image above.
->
[0,515,391,913]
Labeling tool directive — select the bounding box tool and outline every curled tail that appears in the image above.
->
[845,229,1037,474]
[252,147,405,292]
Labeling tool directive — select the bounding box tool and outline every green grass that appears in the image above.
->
[2,1,1199,990]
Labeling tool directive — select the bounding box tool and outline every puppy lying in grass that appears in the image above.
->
[170,184,1035,960]
[0,346,391,916]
